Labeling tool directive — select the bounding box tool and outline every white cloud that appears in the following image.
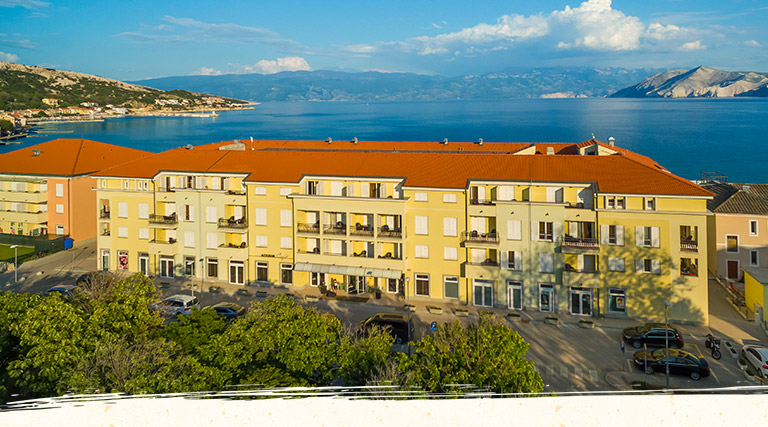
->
[745,40,760,47]
[0,0,49,8]
[346,44,378,54]
[0,51,19,62]
[190,66,222,76]
[679,40,706,51]
[241,56,311,74]
[550,0,645,51]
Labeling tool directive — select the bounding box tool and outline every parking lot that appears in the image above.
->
[2,238,767,393]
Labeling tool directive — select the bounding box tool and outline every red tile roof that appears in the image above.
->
[94,139,711,196]
[0,138,151,177]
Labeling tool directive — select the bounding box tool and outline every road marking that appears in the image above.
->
[626,359,633,371]
[573,367,583,380]
[589,370,599,382]
[693,344,704,358]
[710,368,720,384]
[560,366,568,377]
[547,366,555,376]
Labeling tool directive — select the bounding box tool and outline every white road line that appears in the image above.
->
[710,368,720,384]
[626,359,633,371]
[560,366,569,377]
[574,367,583,380]
[589,370,599,382]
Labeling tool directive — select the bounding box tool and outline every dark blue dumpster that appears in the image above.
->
[64,238,74,249]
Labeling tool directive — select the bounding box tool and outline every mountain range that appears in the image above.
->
[131,67,662,102]
[610,66,768,98]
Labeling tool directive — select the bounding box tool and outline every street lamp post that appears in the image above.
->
[9,245,18,285]
[199,258,205,296]
[664,299,671,389]
[405,276,411,356]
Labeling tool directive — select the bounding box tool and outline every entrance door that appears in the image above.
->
[570,287,592,316]
[311,272,325,288]
[385,278,401,294]
[473,279,494,307]
[229,261,244,285]
[101,250,110,271]
[539,284,554,312]
[160,257,174,278]
[347,276,365,295]
[508,281,523,310]
[727,260,739,279]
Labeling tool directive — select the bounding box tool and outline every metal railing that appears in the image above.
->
[462,231,499,243]
[377,226,402,238]
[297,223,320,233]
[99,210,110,219]
[218,217,247,229]
[469,258,499,266]
[148,213,178,225]
[562,236,599,248]
[350,224,374,236]
[469,198,495,205]
[324,224,347,235]
[680,239,698,251]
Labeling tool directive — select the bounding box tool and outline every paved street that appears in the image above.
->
[2,239,767,393]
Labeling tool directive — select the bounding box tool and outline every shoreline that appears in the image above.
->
[26,106,256,126]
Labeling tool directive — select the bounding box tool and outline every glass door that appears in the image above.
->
[569,287,592,315]
[508,281,523,310]
[539,284,554,312]
[473,279,494,307]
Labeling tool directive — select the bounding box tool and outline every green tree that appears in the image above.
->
[397,313,543,394]
[337,326,394,386]
[0,119,13,132]
[0,292,43,403]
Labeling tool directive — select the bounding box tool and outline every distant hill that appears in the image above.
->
[610,66,768,98]
[0,61,248,111]
[131,67,662,101]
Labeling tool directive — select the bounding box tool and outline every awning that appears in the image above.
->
[291,263,401,279]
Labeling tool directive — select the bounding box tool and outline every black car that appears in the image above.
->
[633,348,710,381]
[622,323,684,349]
[211,302,246,321]
[358,313,412,344]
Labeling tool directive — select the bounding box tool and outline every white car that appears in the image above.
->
[742,345,768,378]
[152,294,201,318]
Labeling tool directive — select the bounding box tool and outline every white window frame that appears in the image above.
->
[255,208,268,226]
[443,217,458,237]
[255,261,269,282]
[254,186,267,195]
[749,220,758,236]
[118,226,128,238]
[415,245,429,259]
[645,197,656,211]
[444,276,459,299]
[280,236,292,249]
[118,202,128,218]
[280,209,292,227]
[750,250,759,267]
[55,183,63,197]
[414,273,430,296]
[138,228,149,240]
[443,247,458,261]
[55,204,64,214]
[414,192,428,202]
[280,263,293,285]
[508,281,523,310]
[507,220,522,240]
[138,203,149,220]
[415,216,429,235]
[443,193,457,203]
[256,235,268,247]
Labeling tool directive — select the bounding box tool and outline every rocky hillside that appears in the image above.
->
[610,66,768,98]
[0,61,248,111]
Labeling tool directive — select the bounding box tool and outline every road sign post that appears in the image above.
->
[620,340,625,371]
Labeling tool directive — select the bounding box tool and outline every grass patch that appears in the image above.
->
[0,244,35,263]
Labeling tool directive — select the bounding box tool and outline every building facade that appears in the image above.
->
[94,139,712,323]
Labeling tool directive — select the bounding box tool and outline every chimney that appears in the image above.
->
[743,185,751,193]
[608,136,615,147]
[352,137,358,144]
[546,147,555,155]
[326,137,332,144]
[478,138,483,146]
[443,138,448,145]
[32,149,41,157]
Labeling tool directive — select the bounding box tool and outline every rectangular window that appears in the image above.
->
[607,197,615,209]
[254,186,267,195]
[635,226,659,248]
[160,257,174,278]
[608,257,625,272]
[207,232,218,249]
[256,235,268,247]
[281,263,293,284]
[415,216,429,235]
[256,261,268,282]
[473,279,494,307]
[118,202,128,218]
[280,187,292,196]
[184,231,195,248]
[415,274,430,296]
[183,205,194,221]
[680,257,698,276]
[330,182,343,196]
[118,226,128,238]
[415,245,429,259]
[280,209,292,227]
[443,193,457,203]
[138,253,149,276]
[281,236,292,249]
[645,197,656,210]
[307,181,318,195]
[636,259,661,274]
[206,206,217,223]
[55,183,63,197]
[750,250,759,266]
[608,289,626,313]
[185,257,195,276]
[55,204,64,214]
[415,192,428,202]
[207,258,218,278]
[134,202,148,220]
[539,253,554,273]
[539,284,554,312]
[726,235,739,253]
[539,222,553,241]
[117,250,128,270]
[444,276,459,299]
[608,225,617,244]
[750,220,758,236]
[138,228,149,240]
[443,217,458,236]
[507,220,522,240]
[55,224,65,235]
[507,251,521,270]
[229,261,244,285]
[616,197,625,209]
[255,208,267,226]
[444,247,458,261]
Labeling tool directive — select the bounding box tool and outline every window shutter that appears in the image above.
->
[138,203,148,219]
[184,231,195,248]
[531,221,539,241]
[477,186,486,202]
[139,228,149,240]
[415,216,428,235]
[360,183,369,197]
[514,252,522,270]
[553,222,563,243]
[651,227,660,248]
[500,251,509,269]
[635,226,643,247]
[635,259,643,273]
[188,205,195,222]
[207,233,218,249]
[165,203,175,216]
[600,225,609,245]
[255,208,267,226]
[280,210,292,227]
[617,225,624,246]
[207,206,217,223]
[508,220,521,240]
[443,217,457,237]
[346,183,355,197]
[652,259,661,274]
[177,177,184,189]
[118,202,128,218]
[577,254,584,271]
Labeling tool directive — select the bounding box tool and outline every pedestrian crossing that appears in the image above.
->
[535,365,601,383]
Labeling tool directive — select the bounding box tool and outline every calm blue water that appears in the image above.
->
[4,99,767,183]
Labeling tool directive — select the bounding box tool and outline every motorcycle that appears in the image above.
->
[705,333,722,360]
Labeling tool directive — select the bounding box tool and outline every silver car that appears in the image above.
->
[742,345,768,378]
[152,294,201,317]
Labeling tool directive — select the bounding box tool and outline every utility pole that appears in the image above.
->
[664,300,671,389]
[10,245,18,285]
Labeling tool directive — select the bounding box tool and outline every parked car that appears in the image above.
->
[358,313,413,345]
[211,302,246,321]
[151,294,201,318]
[742,345,768,378]
[622,323,684,349]
[44,284,77,298]
[633,348,710,381]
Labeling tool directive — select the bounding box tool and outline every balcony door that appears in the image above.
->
[160,257,174,278]
[473,279,494,307]
[569,287,592,316]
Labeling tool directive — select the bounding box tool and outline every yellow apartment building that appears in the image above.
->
[93,139,712,323]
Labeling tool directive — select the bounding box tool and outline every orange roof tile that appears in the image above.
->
[0,138,151,177]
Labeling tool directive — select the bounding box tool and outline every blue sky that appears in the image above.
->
[1,0,767,80]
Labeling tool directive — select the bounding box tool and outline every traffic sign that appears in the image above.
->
[620,341,625,353]
[430,321,437,331]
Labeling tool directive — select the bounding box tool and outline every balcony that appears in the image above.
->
[680,239,698,252]
[562,236,599,252]
[148,213,178,228]
[218,217,247,231]
[0,189,47,203]
[377,226,402,238]
[469,258,499,267]
[148,238,178,254]
[470,198,494,206]
[324,223,347,235]
[350,223,374,237]
[297,222,320,234]
[99,209,111,219]
[351,249,373,258]
[0,209,47,224]
[377,252,402,260]
[462,231,499,244]
[218,242,248,260]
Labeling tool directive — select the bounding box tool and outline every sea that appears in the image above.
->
[4,98,768,183]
